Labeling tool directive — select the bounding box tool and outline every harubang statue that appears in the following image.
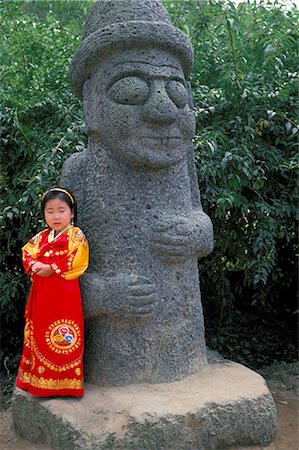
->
[61,0,213,387]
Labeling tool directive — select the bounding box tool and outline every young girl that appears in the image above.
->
[16,187,89,397]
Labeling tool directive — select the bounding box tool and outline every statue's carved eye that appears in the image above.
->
[109,76,149,105]
[166,80,188,109]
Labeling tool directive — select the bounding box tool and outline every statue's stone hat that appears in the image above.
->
[70,0,194,99]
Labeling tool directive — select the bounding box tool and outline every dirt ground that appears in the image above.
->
[0,362,297,450]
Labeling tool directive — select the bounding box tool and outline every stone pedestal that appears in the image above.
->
[12,361,277,450]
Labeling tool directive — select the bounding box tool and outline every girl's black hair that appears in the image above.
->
[40,187,77,225]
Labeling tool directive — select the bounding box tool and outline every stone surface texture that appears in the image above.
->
[61,0,213,387]
[11,362,277,450]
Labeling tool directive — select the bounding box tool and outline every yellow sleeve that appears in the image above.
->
[22,231,43,274]
[64,228,89,280]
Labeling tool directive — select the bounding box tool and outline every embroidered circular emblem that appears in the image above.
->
[45,320,81,354]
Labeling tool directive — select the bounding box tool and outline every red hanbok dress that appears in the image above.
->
[16,226,89,397]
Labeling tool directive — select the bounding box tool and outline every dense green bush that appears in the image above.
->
[1,0,298,374]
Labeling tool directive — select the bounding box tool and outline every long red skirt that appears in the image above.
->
[16,274,84,397]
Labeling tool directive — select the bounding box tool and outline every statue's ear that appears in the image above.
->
[82,79,101,139]
[186,81,194,109]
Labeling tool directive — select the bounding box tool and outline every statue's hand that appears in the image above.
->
[151,217,195,264]
[151,213,213,264]
[82,272,158,322]
[118,274,158,321]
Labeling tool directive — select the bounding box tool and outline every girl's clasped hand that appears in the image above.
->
[31,261,54,277]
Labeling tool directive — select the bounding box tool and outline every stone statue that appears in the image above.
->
[61,0,213,387]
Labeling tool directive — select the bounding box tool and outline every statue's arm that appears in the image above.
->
[187,145,214,258]
[81,272,158,323]
[80,273,115,319]
[60,151,87,204]
[148,146,213,264]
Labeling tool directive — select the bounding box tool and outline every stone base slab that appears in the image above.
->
[11,362,277,450]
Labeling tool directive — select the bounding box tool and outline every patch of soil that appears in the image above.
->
[0,362,298,450]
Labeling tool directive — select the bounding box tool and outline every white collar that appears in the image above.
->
[49,224,72,242]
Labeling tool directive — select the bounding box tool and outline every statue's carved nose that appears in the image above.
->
[141,83,177,125]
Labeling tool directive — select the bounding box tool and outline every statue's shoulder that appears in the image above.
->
[60,150,87,186]
[62,150,87,174]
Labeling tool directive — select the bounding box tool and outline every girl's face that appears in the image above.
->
[44,198,74,234]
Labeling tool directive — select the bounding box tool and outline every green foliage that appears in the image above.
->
[1,0,298,370]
